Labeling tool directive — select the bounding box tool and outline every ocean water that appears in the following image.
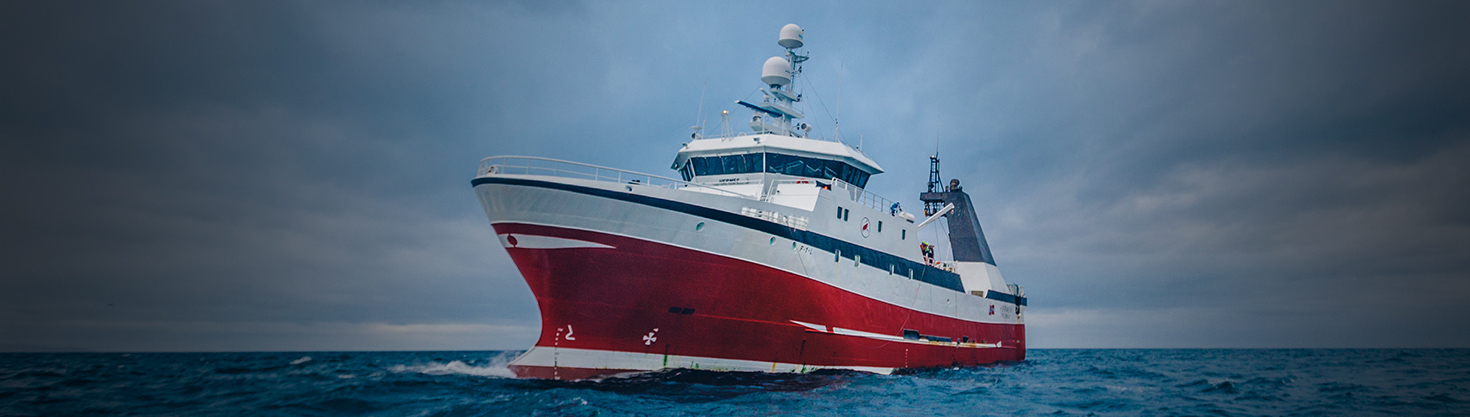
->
[2,349,1467,416]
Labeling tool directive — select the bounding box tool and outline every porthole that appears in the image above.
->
[792,242,798,250]
[695,222,705,231]
[769,237,776,245]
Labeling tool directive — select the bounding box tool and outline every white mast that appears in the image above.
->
[739,24,810,137]
[691,82,707,139]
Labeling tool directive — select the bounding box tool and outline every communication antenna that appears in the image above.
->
[692,82,707,139]
[835,60,842,142]
[718,110,734,138]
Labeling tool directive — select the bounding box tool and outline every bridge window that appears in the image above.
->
[684,152,871,187]
[764,153,870,187]
[690,153,764,176]
[765,152,806,176]
[679,163,694,181]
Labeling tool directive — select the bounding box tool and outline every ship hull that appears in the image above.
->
[474,175,1025,379]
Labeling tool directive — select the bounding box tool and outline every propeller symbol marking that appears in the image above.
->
[643,328,659,345]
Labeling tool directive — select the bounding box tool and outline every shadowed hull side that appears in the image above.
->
[495,222,1024,380]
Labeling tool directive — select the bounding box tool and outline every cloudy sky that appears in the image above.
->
[3,0,1468,351]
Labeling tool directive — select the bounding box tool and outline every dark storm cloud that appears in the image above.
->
[1,0,555,350]
[2,0,1467,351]
[874,0,1470,347]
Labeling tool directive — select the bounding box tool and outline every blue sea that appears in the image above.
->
[2,349,1467,416]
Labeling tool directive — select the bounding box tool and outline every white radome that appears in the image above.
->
[761,56,791,86]
[778,23,804,49]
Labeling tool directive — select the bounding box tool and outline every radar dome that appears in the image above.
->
[778,24,804,49]
[761,56,791,86]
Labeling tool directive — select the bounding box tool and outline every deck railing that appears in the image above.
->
[830,178,901,215]
[476,156,757,200]
[764,177,902,215]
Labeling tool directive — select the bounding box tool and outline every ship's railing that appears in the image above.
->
[765,177,901,215]
[477,156,757,200]
[830,178,901,215]
[693,131,850,146]
[740,207,810,231]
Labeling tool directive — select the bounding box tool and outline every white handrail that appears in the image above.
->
[693,131,850,145]
[476,155,757,200]
[829,177,901,215]
[766,177,903,216]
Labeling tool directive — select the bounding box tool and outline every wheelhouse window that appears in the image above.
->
[690,153,764,177]
[680,152,871,187]
[764,152,870,187]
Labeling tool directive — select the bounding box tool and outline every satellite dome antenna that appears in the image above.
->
[778,23,804,49]
[761,57,792,87]
[737,24,810,137]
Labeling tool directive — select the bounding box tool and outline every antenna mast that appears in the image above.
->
[924,153,944,216]
[739,24,809,137]
[692,82,707,139]
[835,60,842,142]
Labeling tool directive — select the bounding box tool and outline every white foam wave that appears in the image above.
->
[389,360,514,378]
[290,356,312,365]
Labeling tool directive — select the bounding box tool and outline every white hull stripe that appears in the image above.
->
[510,346,895,375]
[790,320,1004,349]
[497,233,614,249]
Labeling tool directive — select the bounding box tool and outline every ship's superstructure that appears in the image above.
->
[472,24,1026,380]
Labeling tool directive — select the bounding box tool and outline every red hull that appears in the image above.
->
[495,222,1024,379]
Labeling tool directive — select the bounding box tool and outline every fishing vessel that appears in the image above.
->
[472,24,1026,380]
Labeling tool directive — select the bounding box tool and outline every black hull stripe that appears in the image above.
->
[985,290,1028,307]
[474,176,1024,301]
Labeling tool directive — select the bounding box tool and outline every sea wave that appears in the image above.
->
[386,350,519,378]
[1,349,1467,415]
[388,360,514,378]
